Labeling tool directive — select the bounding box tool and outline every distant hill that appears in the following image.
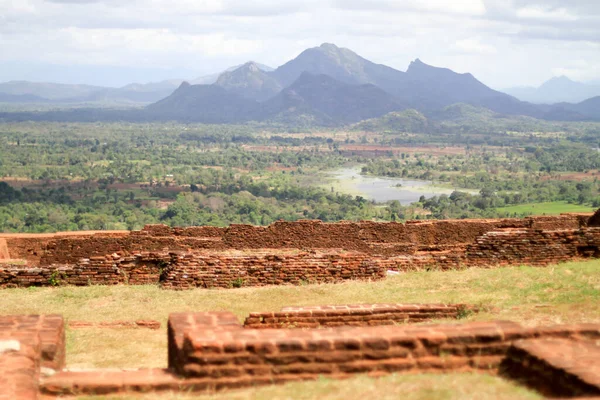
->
[219,43,542,118]
[2,43,599,124]
[261,73,403,125]
[0,81,104,101]
[191,62,274,85]
[400,59,542,117]
[504,76,600,104]
[0,62,274,105]
[0,79,181,104]
[145,82,259,123]
[352,110,428,132]
[352,103,568,134]
[544,96,600,121]
[270,43,406,91]
[0,92,50,103]
[215,62,282,101]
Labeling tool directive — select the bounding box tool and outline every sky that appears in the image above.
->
[1,0,599,89]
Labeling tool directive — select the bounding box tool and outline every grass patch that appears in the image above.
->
[496,201,594,216]
[0,260,598,370]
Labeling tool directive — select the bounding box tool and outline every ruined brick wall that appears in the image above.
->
[465,228,600,266]
[160,251,387,289]
[0,250,388,289]
[2,214,591,267]
[0,214,597,290]
[243,303,472,329]
[172,311,600,383]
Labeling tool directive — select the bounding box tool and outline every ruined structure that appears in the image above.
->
[0,307,598,399]
[0,213,598,289]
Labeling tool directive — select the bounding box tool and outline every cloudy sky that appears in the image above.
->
[1,0,599,89]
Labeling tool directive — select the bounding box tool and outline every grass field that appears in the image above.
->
[496,201,595,216]
[2,260,598,399]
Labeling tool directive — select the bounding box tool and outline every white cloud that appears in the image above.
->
[516,6,578,21]
[0,0,598,87]
[452,38,497,55]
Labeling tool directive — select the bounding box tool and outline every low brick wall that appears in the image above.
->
[501,338,600,398]
[173,312,600,386]
[244,303,472,329]
[0,250,388,289]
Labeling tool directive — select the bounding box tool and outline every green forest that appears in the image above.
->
[0,119,599,232]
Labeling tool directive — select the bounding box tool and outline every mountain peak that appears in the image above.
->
[319,43,340,50]
[241,61,261,72]
[177,81,191,90]
[407,58,433,74]
[549,75,574,83]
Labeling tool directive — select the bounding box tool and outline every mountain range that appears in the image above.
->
[504,76,600,104]
[1,43,598,125]
[0,63,273,105]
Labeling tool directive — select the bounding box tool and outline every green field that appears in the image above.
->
[496,201,595,216]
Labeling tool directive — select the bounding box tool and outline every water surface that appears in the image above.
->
[327,167,452,205]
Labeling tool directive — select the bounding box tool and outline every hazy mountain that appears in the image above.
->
[0,63,274,104]
[0,81,104,101]
[260,44,537,117]
[261,73,403,125]
[544,96,600,121]
[505,76,600,104]
[191,62,274,85]
[215,62,282,101]
[2,43,598,124]
[270,43,407,94]
[0,79,181,104]
[0,92,50,103]
[145,82,259,123]
[401,59,542,117]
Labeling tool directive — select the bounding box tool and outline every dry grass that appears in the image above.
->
[77,373,542,400]
[1,260,598,370]
[4,260,597,399]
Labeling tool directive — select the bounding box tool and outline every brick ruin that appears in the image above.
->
[0,213,599,289]
[1,306,599,399]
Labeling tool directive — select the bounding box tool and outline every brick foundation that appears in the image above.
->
[244,303,474,329]
[176,314,600,386]
[0,308,595,398]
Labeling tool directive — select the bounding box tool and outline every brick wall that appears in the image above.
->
[2,214,591,266]
[244,303,473,329]
[465,228,600,266]
[173,311,600,385]
[161,251,387,289]
[0,214,598,290]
